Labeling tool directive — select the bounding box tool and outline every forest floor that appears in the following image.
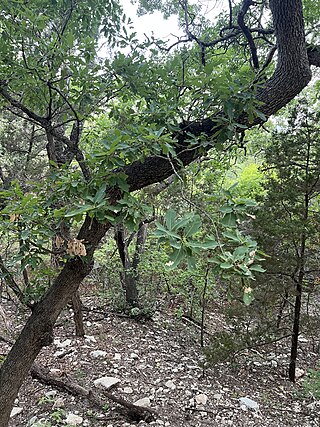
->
[1,287,320,427]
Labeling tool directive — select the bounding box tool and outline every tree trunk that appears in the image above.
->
[288,274,303,382]
[0,217,109,426]
[115,224,138,307]
[289,136,310,382]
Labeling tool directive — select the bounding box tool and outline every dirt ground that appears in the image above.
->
[1,290,320,427]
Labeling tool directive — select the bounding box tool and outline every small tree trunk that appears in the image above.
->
[288,277,303,382]
[115,224,139,307]
[276,290,288,328]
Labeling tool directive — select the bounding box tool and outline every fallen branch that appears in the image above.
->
[30,363,156,422]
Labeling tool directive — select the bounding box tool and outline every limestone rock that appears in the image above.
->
[90,350,107,358]
[94,376,120,390]
[164,380,176,390]
[65,413,83,425]
[239,397,259,411]
[134,397,151,407]
[10,407,23,418]
[55,339,71,348]
[195,393,208,405]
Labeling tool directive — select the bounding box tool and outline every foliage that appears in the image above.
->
[302,366,320,399]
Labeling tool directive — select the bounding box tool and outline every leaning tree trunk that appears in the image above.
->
[0,217,109,427]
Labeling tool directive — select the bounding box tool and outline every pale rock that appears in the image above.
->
[270,360,278,368]
[213,393,222,400]
[49,368,62,376]
[90,350,107,358]
[94,376,120,390]
[295,368,305,379]
[156,420,165,425]
[53,398,65,408]
[54,350,66,358]
[130,352,139,359]
[239,397,259,411]
[123,387,133,394]
[114,353,121,360]
[65,413,83,425]
[45,390,57,397]
[85,335,96,343]
[134,397,151,407]
[56,339,71,348]
[189,397,195,407]
[195,393,208,405]
[10,407,23,418]
[165,380,176,390]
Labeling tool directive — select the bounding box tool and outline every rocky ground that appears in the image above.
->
[1,290,320,427]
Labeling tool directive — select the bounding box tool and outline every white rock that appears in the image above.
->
[130,352,139,359]
[90,350,107,358]
[195,393,208,405]
[65,413,83,425]
[45,390,57,397]
[296,368,305,379]
[10,407,23,418]
[114,353,121,360]
[85,335,97,343]
[134,397,151,407]
[165,380,176,390]
[49,368,62,376]
[123,387,133,394]
[213,393,222,400]
[239,397,259,411]
[94,376,120,390]
[56,339,72,348]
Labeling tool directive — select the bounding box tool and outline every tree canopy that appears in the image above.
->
[0,0,320,425]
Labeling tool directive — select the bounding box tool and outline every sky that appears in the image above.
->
[119,0,182,42]
[119,0,226,43]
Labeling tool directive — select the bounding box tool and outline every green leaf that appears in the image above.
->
[65,205,93,217]
[93,183,107,204]
[220,262,233,269]
[165,209,176,230]
[243,288,254,305]
[249,264,265,273]
[167,248,185,269]
[187,256,197,271]
[185,215,201,237]
[223,230,241,242]
[221,213,237,227]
